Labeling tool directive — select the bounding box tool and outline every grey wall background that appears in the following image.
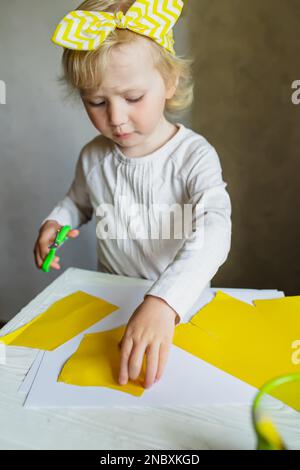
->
[0,1,299,323]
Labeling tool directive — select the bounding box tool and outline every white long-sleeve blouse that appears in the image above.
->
[41,122,232,322]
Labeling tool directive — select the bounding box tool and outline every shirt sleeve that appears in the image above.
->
[143,145,232,324]
[40,148,94,229]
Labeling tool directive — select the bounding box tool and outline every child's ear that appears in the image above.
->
[166,76,179,99]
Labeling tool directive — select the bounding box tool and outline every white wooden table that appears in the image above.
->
[0,268,298,450]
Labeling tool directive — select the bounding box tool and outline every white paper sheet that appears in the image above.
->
[18,351,45,394]
[19,282,284,399]
[21,270,284,408]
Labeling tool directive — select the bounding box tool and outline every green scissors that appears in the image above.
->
[252,373,300,450]
[42,225,72,273]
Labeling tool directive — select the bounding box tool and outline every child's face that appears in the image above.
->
[81,39,177,155]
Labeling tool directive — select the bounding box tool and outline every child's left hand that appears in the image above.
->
[118,295,179,389]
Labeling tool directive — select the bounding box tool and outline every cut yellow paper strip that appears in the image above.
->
[58,325,146,397]
[173,291,300,411]
[0,291,119,350]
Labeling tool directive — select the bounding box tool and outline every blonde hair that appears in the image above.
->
[58,0,194,118]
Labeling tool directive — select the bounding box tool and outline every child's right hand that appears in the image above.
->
[33,220,80,270]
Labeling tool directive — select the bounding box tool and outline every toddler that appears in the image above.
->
[33,0,232,389]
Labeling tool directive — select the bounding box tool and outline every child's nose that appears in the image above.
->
[108,104,128,128]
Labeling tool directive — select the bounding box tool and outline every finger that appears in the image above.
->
[128,340,148,382]
[50,263,61,270]
[39,245,51,264]
[38,238,52,259]
[68,229,80,238]
[51,265,61,270]
[119,336,133,385]
[34,245,43,269]
[144,342,160,389]
[155,342,171,383]
[35,244,45,269]
[51,257,61,270]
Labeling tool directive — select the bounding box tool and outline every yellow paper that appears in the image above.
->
[253,295,300,324]
[174,322,223,364]
[174,291,300,411]
[190,291,257,339]
[0,291,119,350]
[58,325,146,397]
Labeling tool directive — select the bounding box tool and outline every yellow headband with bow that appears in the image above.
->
[52,0,184,55]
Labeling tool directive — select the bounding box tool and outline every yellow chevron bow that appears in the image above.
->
[52,0,184,55]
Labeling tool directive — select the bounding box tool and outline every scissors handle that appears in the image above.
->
[42,225,72,273]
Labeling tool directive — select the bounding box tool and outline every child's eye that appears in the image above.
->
[88,96,144,107]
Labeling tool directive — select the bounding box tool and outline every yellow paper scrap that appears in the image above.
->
[173,291,300,411]
[0,291,119,350]
[58,325,146,397]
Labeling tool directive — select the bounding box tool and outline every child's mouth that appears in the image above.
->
[115,133,133,139]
